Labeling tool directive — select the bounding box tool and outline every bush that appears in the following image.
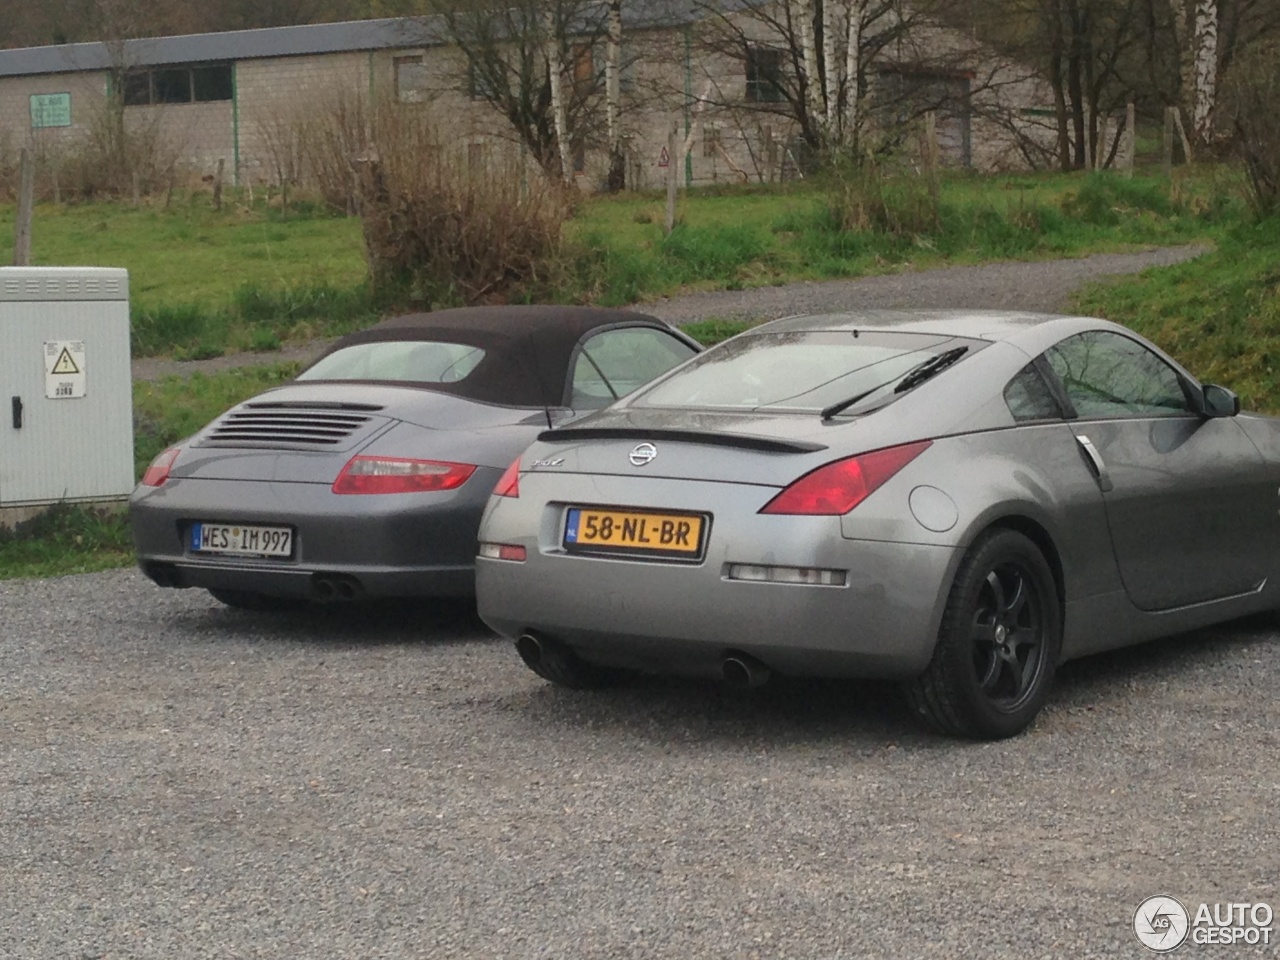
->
[1060,173,1175,225]
[305,94,574,305]
[823,156,943,236]
[1224,40,1280,217]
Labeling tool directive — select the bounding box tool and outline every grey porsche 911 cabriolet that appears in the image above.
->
[476,309,1276,739]
[130,305,699,609]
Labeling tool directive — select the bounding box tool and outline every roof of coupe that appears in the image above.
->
[306,304,668,407]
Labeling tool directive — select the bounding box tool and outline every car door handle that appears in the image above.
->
[1075,434,1112,492]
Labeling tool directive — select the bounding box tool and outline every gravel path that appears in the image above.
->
[130,246,1207,381]
[2,569,1276,958]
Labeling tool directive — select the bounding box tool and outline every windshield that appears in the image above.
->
[631,330,983,414]
[297,341,486,384]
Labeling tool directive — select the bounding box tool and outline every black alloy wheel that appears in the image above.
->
[904,528,1061,739]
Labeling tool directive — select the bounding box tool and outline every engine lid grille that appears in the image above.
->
[200,402,387,449]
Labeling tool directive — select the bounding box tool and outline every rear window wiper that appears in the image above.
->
[820,346,970,420]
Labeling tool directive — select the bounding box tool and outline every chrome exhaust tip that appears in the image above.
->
[722,653,771,689]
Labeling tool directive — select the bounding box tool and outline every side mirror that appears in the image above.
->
[1202,383,1241,418]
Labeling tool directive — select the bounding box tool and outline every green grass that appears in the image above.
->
[0,504,134,579]
[0,197,373,358]
[0,169,1240,358]
[1074,216,1280,412]
[562,168,1238,304]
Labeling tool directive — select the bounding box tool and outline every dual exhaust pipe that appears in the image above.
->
[311,573,362,602]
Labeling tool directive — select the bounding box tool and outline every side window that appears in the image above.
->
[571,327,697,409]
[1003,363,1061,422]
[1044,331,1190,419]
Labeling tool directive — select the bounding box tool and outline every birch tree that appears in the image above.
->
[425,0,611,180]
[544,5,573,183]
[605,0,625,189]
[1190,0,1218,144]
[689,0,995,165]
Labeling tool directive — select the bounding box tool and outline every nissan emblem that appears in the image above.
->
[628,442,658,467]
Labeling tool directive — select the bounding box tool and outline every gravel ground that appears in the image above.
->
[2,569,1277,959]
[129,245,1207,382]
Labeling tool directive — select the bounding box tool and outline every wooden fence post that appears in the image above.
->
[13,147,34,266]
[213,158,225,211]
[1124,100,1136,178]
[665,122,678,236]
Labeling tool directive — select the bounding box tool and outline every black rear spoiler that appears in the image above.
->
[537,427,827,454]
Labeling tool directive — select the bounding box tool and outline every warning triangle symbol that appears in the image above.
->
[51,347,80,375]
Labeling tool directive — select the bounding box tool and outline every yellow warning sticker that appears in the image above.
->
[51,347,80,375]
[44,340,87,399]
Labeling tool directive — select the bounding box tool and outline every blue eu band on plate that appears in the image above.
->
[190,522,294,558]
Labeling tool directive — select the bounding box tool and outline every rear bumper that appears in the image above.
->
[476,536,958,679]
[129,470,497,599]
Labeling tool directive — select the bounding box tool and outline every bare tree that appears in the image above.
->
[685,0,1027,169]
[423,0,613,181]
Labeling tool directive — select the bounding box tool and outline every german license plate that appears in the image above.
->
[190,522,293,558]
[563,507,706,560]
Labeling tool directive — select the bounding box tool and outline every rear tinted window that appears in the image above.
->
[630,330,980,413]
[298,341,486,384]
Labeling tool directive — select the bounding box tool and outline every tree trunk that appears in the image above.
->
[13,148,34,267]
[1048,0,1072,171]
[545,7,573,185]
[606,0,624,190]
[822,0,838,131]
[1191,0,1218,144]
[793,0,825,141]
[843,0,863,148]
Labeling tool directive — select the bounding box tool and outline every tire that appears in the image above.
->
[904,529,1061,740]
[515,633,635,690]
[207,588,305,612]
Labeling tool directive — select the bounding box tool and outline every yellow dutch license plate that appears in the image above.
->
[563,507,706,560]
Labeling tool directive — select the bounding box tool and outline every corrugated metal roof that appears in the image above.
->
[0,19,437,78]
[0,2,748,79]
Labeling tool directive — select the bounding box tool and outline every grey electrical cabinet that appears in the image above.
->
[0,267,134,514]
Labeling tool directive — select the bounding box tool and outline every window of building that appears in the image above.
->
[395,55,428,103]
[746,47,784,103]
[467,61,499,100]
[153,67,191,104]
[193,65,233,102]
[120,64,232,106]
[703,124,721,158]
[571,43,597,93]
[122,71,151,106]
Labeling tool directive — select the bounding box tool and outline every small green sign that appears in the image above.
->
[30,93,72,129]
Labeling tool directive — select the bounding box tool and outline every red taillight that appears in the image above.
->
[141,448,180,487]
[493,457,521,498]
[332,456,477,495]
[760,440,931,515]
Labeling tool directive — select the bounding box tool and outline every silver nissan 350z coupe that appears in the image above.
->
[476,309,1280,739]
[130,306,700,609]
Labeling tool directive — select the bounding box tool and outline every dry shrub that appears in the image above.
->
[300,90,573,304]
[826,153,942,235]
[296,88,371,214]
[1224,40,1280,217]
[59,97,181,199]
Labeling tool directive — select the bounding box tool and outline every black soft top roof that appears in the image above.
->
[304,305,678,407]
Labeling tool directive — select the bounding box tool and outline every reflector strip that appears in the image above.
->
[725,564,847,586]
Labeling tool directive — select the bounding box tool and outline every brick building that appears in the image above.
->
[0,4,1052,194]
